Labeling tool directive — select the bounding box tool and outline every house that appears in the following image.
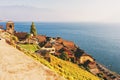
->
[6,21,14,34]
[44,42,52,47]
[35,35,47,47]
[26,38,38,44]
[36,35,46,43]
[35,50,51,62]
[53,43,63,52]
[50,38,56,44]
[90,68,100,75]
[79,53,95,64]
[88,62,100,75]
[79,54,100,75]
[14,32,28,40]
[56,38,77,51]
[63,47,74,57]
[41,47,55,54]
[36,50,49,57]
[88,62,97,69]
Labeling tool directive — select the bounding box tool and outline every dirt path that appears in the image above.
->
[0,38,65,80]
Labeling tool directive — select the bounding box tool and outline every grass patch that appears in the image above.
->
[18,44,39,53]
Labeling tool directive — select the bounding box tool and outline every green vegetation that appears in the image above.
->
[59,52,69,60]
[17,44,100,80]
[18,44,39,53]
[11,35,19,43]
[50,55,100,80]
[30,22,37,36]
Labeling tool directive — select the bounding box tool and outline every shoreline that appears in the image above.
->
[96,62,120,80]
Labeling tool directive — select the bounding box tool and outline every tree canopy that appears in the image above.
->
[30,22,37,36]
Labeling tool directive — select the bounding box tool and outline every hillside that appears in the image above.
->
[0,30,101,80]
[0,38,66,80]
[18,43,100,80]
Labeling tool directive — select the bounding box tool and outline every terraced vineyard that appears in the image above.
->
[19,44,100,80]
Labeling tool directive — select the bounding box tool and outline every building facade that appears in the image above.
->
[6,21,14,34]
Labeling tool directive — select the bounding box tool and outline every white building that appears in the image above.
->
[41,47,55,54]
[50,38,56,44]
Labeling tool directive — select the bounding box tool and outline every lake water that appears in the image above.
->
[1,22,120,74]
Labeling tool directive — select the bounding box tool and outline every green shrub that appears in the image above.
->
[59,52,69,60]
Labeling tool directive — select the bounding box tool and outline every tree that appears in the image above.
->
[30,22,37,36]
[59,52,69,60]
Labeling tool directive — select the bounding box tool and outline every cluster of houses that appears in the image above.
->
[0,21,102,76]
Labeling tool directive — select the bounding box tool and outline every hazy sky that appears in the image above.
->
[0,0,120,22]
